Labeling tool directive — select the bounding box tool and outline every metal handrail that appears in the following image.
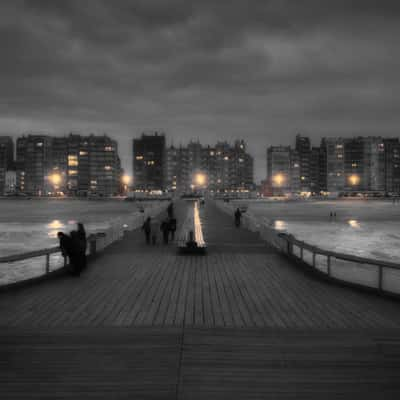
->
[0,247,61,263]
[215,199,400,296]
[286,235,400,270]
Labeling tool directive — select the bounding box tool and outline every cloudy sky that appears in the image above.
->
[1,0,399,181]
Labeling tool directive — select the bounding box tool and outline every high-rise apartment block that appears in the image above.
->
[0,136,14,194]
[164,139,253,193]
[133,133,166,191]
[15,134,121,196]
[267,135,394,196]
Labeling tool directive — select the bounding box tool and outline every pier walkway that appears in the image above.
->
[1,201,400,398]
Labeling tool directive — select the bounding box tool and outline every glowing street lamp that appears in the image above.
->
[121,175,131,194]
[49,173,62,186]
[348,174,360,186]
[273,173,285,187]
[195,173,207,187]
[122,175,131,186]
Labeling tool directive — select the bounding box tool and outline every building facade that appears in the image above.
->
[165,140,254,193]
[15,134,121,196]
[133,133,166,191]
[0,136,14,195]
[295,134,311,191]
[267,146,292,195]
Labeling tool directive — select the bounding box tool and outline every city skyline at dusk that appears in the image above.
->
[1,1,400,181]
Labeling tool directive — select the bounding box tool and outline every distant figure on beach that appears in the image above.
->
[77,222,87,269]
[167,202,174,219]
[234,208,242,227]
[169,217,177,241]
[142,217,152,245]
[330,211,333,219]
[160,218,170,244]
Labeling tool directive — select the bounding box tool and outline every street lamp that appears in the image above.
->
[195,173,207,187]
[121,175,131,194]
[273,173,285,187]
[348,174,360,187]
[49,173,62,186]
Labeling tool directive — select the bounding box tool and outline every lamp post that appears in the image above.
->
[348,174,360,190]
[48,173,62,196]
[272,173,285,196]
[121,175,131,195]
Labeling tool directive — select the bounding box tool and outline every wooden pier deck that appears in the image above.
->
[1,201,400,399]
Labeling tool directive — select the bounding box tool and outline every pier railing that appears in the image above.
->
[0,202,167,287]
[215,200,400,297]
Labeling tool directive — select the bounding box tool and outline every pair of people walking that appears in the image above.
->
[58,223,87,276]
[142,215,177,245]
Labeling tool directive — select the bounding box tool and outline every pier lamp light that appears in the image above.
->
[195,173,207,187]
[348,174,360,186]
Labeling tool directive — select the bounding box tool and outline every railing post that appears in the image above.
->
[379,266,383,291]
[45,253,50,274]
[327,255,331,276]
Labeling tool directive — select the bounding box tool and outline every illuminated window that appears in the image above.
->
[147,161,155,165]
[68,170,77,175]
[68,155,78,167]
[136,155,143,160]
[90,180,97,184]
[105,146,113,151]
[210,151,215,156]
[104,165,112,170]
[351,163,357,167]
[239,158,244,163]
[224,156,229,161]
[79,151,88,156]
[36,142,43,147]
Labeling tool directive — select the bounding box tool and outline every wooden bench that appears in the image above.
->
[177,201,206,255]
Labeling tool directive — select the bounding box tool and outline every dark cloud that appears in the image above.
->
[0,0,400,181]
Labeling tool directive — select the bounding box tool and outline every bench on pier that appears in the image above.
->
[177,201,206,255]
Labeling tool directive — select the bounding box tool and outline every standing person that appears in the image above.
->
[169,216,177,242]
[234,208,242,227]
[77,222,87,269]
[160,218,170,244]
[58,231,72,265]
[70,231,83,276]
[151,218,158,245]
[167,202,174,219]
[142,217,152,245]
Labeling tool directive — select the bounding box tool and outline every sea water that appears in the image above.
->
[0,199,155,284]
[238,199,400,263]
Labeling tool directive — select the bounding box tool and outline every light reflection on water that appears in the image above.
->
[348,219,361,229]
[274,220,288,231]
[47,219,77,238]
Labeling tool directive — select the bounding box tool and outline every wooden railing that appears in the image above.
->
[215,200,400,297]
